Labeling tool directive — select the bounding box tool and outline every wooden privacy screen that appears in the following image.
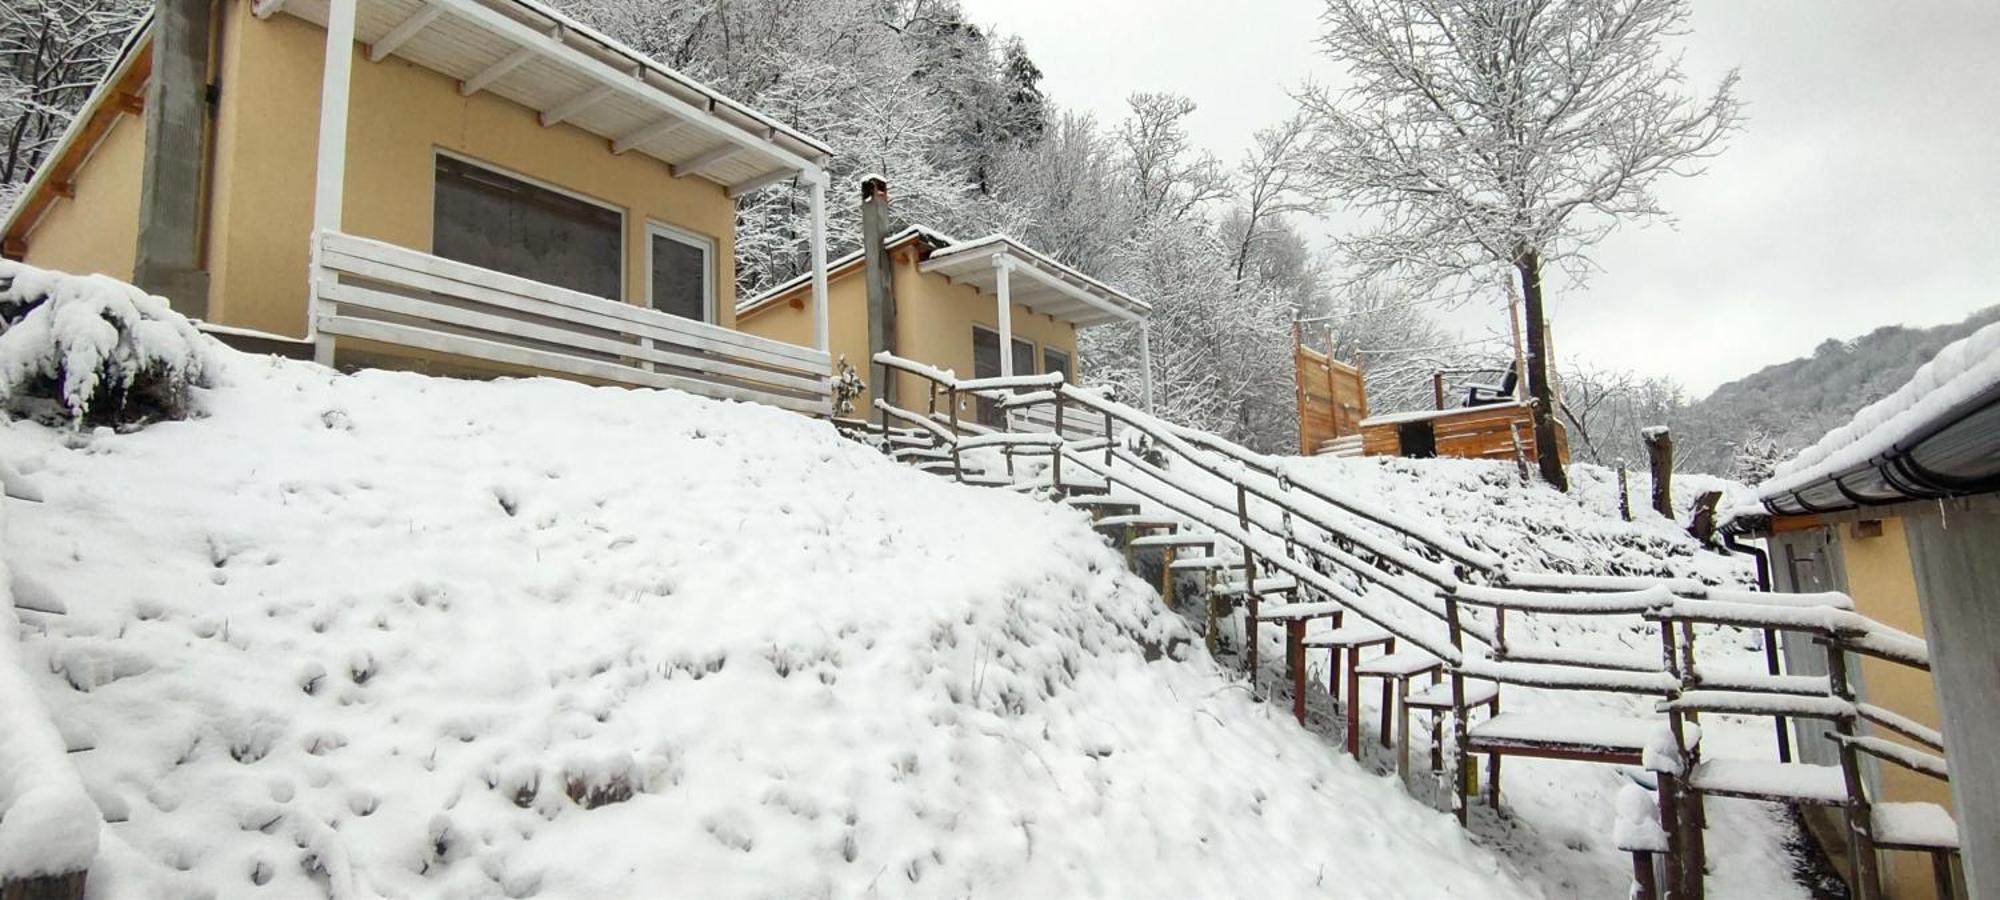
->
[1294,339,1367,455]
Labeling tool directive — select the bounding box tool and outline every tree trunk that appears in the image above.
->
[1517,251,1569,491]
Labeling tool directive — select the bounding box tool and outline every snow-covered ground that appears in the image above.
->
[4,347,1550,898]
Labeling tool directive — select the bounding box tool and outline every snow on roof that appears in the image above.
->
[733,225,957,315]
[1756,318,2000,505]
[1359,402,1531,428]
[923,233,1151,318]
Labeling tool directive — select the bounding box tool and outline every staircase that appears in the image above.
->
[840,353,1959,900]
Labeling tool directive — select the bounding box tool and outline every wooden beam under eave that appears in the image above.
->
[369,3,445,62]
[726,166,798,198]
[2,236,27,260]
[115,92,144,115]
[539,83,615,128]
[51,181,76,199]
[460,45,536,96]
[671,142,744,178]
[611,117,685,155]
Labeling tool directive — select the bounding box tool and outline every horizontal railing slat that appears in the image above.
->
[318,314,830,416]
[320,231,827,369]
[324,282,827,396]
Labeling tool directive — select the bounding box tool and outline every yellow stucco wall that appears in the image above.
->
[19,110,146,281]
[204,0,738,338]
[737,247,1081,417]
[1839,515,1953,899]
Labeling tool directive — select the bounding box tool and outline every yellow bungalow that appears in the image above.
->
[1,0,838,414]
[1735,320,2000,898]
[736,214,1152,430]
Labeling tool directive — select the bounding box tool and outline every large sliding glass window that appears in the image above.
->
[432,154,622,301]
[648,223,714,323]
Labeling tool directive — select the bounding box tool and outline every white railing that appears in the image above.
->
[1006,402,1113,440]
[311,231,832,415]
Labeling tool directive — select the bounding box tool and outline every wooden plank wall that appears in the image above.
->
[1294,342,1367,455]
[1360,405,1570,466]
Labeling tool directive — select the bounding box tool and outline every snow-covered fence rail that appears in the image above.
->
[312,231,833,416]
[1,573,98,899]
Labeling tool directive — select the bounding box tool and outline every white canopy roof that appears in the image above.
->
[920,235,1150,328]
[261,0,832,192]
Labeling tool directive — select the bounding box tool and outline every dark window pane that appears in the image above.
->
[433,155,622,300]
[972,326,1001,426]
[1012,338,1036,378]
[1042,348,1071,383]
[650,232,708,321]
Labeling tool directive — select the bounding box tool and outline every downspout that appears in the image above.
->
[1723,527,1792,762]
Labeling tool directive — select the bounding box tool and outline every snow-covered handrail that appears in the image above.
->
[1454,583,1675,615]
[0,604,100,891]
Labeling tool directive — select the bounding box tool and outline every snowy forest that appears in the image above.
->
[0,0,1942,473]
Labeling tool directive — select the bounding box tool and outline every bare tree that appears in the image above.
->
[1230,113,1331,282]
[1300,0,1741,489]
[0,0,145,211]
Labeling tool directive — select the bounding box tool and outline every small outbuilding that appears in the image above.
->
[736,205,1151,431]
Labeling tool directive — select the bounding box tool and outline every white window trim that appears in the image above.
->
[430,147,629,302]
[645,219,717,324]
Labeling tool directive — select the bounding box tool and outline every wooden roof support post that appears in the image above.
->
[994,255,1014,377]
[309,0,358,345]
[807,172,829,353]
[1138,321,1155,414]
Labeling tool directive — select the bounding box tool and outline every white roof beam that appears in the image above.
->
[540,83,615,128]
[426,0,823,176]
[727,166,800,198]
[671,142,745,178]
[611,118,687,155]
[460,44,537,96]
[368,2,445,62]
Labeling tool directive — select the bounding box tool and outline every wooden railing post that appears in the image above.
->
[1826,640,1882,900]
[947,388,964,483]
[1444,589,1470,824]
[1237,483,1258,679]
[1052,397,1066,490]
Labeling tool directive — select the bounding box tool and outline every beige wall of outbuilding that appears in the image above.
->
[1839,516,1955,900]
[18,111,146,281]
[738,247,1080,416]
[198,0,737,338]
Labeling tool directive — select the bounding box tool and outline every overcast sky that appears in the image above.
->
[957,0,2000,397]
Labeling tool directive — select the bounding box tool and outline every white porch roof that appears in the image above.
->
[259,0,833,191]
[920,234,1150,328]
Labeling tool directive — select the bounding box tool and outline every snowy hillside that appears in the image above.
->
[2,347,1543,898]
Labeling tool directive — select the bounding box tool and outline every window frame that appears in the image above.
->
[644,219,717,324]
[1041,346,1072,384]
[430,148,628,302]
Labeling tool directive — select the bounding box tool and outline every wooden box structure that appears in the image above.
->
[1357,403,1567,465]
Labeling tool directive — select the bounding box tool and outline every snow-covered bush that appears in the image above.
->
[0,259,210,426]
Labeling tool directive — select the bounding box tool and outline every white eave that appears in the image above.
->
[920,234,1149,328]
[734,225,955,316]
[257,0,833,192]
